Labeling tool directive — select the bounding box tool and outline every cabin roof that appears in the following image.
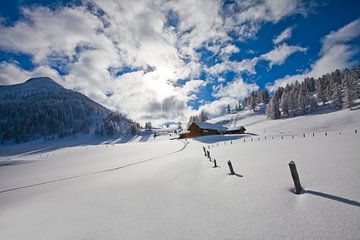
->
[178,130,190,135]
[189,121,227,131]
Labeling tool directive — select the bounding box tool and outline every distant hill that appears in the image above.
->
[0,77,138,143]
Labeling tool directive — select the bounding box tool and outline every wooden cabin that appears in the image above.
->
[179,121,245,139]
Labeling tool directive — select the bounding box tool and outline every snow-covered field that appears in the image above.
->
[1,108,360,239]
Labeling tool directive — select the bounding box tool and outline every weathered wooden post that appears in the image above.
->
[355,129,358,134]
[325,132,327,136]
[213,159,218,168]
[207,150,211,161]
[303,133,305,138]
[203,146,207,156]
[288,161,302,194]
[227,160,235,175]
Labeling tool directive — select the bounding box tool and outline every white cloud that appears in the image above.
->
[0,62,63,85]
[260,43,307,67]
[207,58,259,76]
[0,0,311,124]
[270,18,360,90]
[200,97,239,118]
[213,78,259,99]
[273,27,292,45]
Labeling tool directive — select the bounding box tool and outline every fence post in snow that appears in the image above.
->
[303,134,305,138]
[213,159,218,168]
[231,140,232,144]
[288,161,302,194]
[207,151,211,161]
[203,146,206,156]
[227,160,235,175]
[313,133,314,137]
[355,129,358,134]
[325,132,327,136]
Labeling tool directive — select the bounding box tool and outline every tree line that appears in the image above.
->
[266,66,360,119]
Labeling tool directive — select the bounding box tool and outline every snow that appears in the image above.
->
[1,108,360,239]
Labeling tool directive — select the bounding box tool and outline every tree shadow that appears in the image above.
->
[290,188,360,207]
[0,160,33,168]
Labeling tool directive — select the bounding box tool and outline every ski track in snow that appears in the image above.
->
[0,140,188,194]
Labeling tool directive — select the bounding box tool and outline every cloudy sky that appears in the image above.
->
[0,0,359,125]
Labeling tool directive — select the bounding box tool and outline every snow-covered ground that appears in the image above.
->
[1,108,360,239]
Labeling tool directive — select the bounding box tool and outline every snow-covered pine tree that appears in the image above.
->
[297,83,309,115]
[280,86,289,116]
[316,76,328,105]
[287,87,296,117]
[330,70,343,109]
[261,89,270,104]
[343,69,358,109]
[199,110,208,122]
[227,104,231,114]
[266,96,280,119]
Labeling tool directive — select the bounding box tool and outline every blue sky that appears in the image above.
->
[0,0,359,125]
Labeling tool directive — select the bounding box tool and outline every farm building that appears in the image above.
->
[179,121,246,139]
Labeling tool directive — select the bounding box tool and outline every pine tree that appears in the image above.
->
[227,104,231,114]
[280,90,289,116]
[266,96,280,119]
[199,110,208,122]
[316,76,327,105]
[329,72,343,109]
[343,69,358,109]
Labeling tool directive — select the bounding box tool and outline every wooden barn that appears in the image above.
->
[179,121,246,139]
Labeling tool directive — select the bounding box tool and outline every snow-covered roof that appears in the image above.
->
[226,125,246,131]
[178,130,190,135]
[190,121,227,131]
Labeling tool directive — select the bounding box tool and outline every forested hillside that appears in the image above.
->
[0,77,138,143]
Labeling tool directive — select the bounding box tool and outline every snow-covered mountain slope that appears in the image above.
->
[0,106,359,240]
[0,77,137,143]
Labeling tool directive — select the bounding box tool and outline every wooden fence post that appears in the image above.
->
[355,129,358,134]
[288,161,302,194]
[203,146,207,156]
[303,134,305,138]
[313,133,314,137]
[227,160,235,175]
[207,151,211,161]
[213,159,218,168]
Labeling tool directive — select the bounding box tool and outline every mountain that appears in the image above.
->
[0,77,138,143]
